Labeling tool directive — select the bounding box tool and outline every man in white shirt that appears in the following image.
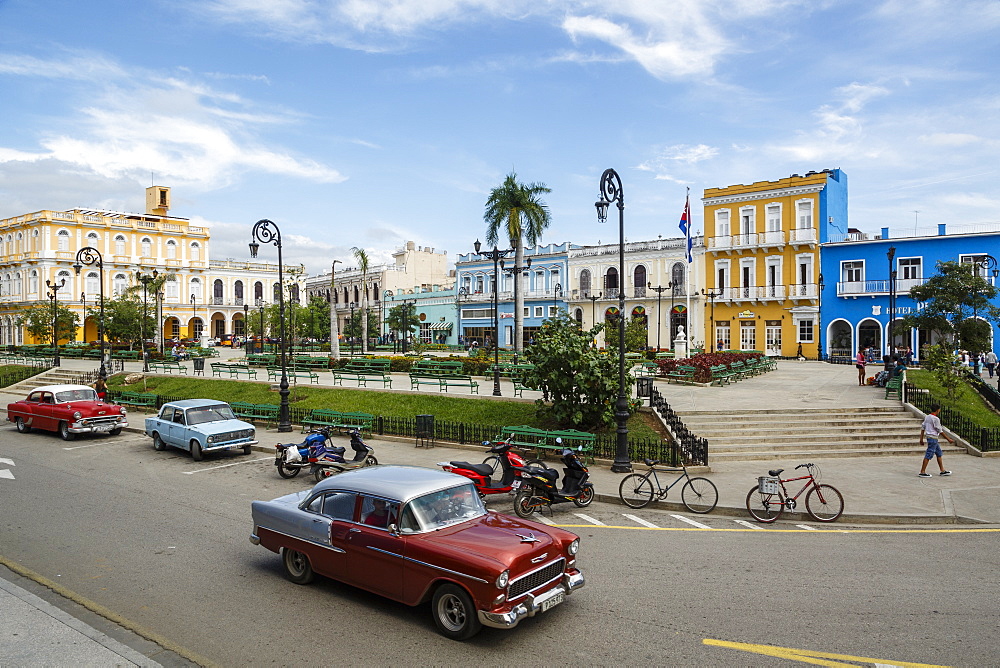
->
[918,404,953,478]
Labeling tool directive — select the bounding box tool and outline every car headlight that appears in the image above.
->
[495,570,509,589]
[73,411,82,420]
[119,406,127,415]
[567,539,579,556]
[207,435,217,444]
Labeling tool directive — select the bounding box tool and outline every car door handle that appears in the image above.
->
[349,528,361,533]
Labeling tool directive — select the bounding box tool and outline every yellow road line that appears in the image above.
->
[703,637,949,667]
[549,524,1000,533]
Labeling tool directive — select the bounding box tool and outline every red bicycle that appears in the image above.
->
[746,463,844,523]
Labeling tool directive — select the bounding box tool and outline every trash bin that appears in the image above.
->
[415,414,434,448]
[193,357,205,375]
[636,376,653,402]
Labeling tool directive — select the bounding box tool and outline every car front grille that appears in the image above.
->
[212,429,254,443]
[83,416,122,426]
[508,558,565,600]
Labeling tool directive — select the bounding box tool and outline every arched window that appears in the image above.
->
[14,272,22,299]
[191,278,202,302]
[165,279,178,300]
[574,308,583,323]
[57,270,73,294]
[166,240,177,259]
[32,230,39,252]
[579,269,592,296]
[254,281,263,303]
[671,262,685,296]
[214,279,224,305]
[290,284,300,303]
[272,282,281,302]
[234,280,244,304]
[353,286,360,304]
[604,267,619,295]
[86,232,100,248]
[86,271,99,295]
[57,230,70,251]
[29,270,38,295]
[633,265,646,290]
[16,232,23,254]
[113,273,127,296]
[115,235,126,255]
[191,242,201,261]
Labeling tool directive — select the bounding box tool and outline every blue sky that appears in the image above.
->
[1,0,998,276]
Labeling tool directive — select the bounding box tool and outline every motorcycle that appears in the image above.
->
[512,446,595,517]
[275,427,334,479]
[438,438,548,499]
[312,430,378,482]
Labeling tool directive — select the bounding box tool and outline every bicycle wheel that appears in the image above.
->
[619,474,656,509]
[681,477,719,514]
[746,486,784,523]
[482,455,501,476]
[805,483,844,522]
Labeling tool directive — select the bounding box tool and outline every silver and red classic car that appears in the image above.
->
[6,384,128,440]
[250,465,584,640]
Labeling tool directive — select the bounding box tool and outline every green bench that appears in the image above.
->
[635,361,659,377]
[301,409,374,434]
[231,401,280,426]
[438,374,479,394]
[114,391,157,410]
[333,359,392,388]
[210,362,258,379]
[665,365,697,384]
[710,364,735,386]
[148,360,188,374]
[729,361,749,381]
[409,360,464,390]
[291,356,329,369]
[247,353,277,367]
[112,350,141,360]
[266,366,319,384]
[498,425,595,461]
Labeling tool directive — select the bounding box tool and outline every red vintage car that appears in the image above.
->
[6,384,128,440]
[250,465,584,640]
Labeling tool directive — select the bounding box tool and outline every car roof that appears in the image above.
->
[312,465,470,503]
[161,399,231,409]
[31,385,95,394]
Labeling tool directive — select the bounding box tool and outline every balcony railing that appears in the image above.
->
[722,284,817,301]
[838,277,926,296]
[789,228,817,243]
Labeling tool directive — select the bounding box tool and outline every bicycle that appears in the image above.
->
[618,459,719,513]
[745,463,844,523]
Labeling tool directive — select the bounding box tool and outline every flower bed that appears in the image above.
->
[655,351,765,384]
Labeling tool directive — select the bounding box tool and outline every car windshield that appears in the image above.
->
[401,483,486,532]
[55,389,98,403]
[185,405,237,425]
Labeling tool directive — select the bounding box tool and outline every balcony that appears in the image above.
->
[789,228,817,245]
[837,277,925,296]
[722,284,817,302]
[708,230,786,251]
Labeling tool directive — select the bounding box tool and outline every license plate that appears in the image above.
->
[93,424,114,433]
[540,591,564,612]
[511,480,521,490]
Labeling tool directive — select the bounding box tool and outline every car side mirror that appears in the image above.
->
[388,523,400,536]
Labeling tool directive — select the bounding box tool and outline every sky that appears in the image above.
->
[1,0,998,277]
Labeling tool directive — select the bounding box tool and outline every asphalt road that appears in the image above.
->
[2,428,998,666]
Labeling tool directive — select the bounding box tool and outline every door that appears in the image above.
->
[765,324,782,356]
[740,321,756,351]
[165,407,189,447]
[314,491,356,578]
[344,496,404,598]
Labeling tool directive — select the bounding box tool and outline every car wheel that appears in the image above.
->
[243,443,252,455]
[431,584,482,641]
[281,548,314,585]
[58,422,75,441]
[190,439,203,461]
[14,417,30,434]
[152,433,166,451]
[109,427,122,436]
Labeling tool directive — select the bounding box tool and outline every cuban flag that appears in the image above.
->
[678,190,693,263]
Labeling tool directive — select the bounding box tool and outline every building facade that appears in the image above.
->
[701,169,848,356]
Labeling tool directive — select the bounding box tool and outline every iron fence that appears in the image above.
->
[648,386,709,465]
[904,383,1000,453]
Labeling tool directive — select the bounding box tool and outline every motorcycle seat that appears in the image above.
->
[450,462,494,477]
[327,446,347,456]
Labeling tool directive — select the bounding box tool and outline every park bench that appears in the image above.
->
[112,350,141,360]
[332,359,392,388]
[114,391,157,410]
[270,366,320,384]
[62,348,86,358]
[497,425,595,461]
[230,401,280,426]
[409,360,464,390]
[247,353,277,367]
[301,409,374,434]
[710,364,735,386]
[148,360,188,375]
[729,361,749,381]
[511,370,537,398]
[291,356,329,369]
[885,376,903,400]
[665,365,697,384]
[210,362,258,379]
[655,351,674,359]
[438,374,479,394]
[635,361,659,377]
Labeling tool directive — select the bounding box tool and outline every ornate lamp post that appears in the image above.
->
[349,302,356,357]
[817,273,825,361]
[474,239,514,396]
[80,292,86,343]
[190,293,198,342]
[383,290,395,352]
[74,248,106,379]
[243,303,250,357]
[595,168,632,473]
[249,219,291,433]
[702,287,722,352]
[136,270,158,372]
[647,282,672,351]
[588,292,602,346]
[887,246,896,362]
[45,278,65,366]
[455,286,468,347]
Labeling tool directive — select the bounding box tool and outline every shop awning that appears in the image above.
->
[428,322,453,330]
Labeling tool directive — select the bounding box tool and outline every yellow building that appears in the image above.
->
[701,169,848,357]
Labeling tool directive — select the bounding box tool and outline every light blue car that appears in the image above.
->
[144,399,257,461]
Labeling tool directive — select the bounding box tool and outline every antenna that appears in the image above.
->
[913,210,920,235]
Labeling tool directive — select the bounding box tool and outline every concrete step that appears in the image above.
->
[710,446,965,462]
[692,421,921,434]
[711,438,940,453]
[680,406,909,417]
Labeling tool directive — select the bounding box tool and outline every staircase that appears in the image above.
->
[4,367,101,395]
[681,406,965,461]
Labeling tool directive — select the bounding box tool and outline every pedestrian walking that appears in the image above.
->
[856,348,867,386]
[918,404,953,478]
[986,351,997,378]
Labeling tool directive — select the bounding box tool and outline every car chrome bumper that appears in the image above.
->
[204,439,258,452]
[478,570,585,629]
[70,420,128,434]
[249,532,260,545]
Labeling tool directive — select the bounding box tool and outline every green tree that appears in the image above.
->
[303,295,330,341]
[524,313,627,429]
[484,172,551,352]
[97,295,152,348]
[922,343,964,401]
[385,303,420,343]
[351,247,371,353]
[17,302,78,345]
[902,260,1000,357]
[123,271,177,348]
[624,316,648,352]
[344,309,379,343]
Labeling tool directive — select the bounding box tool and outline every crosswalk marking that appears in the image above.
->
[732,519,765,530]
[0,457,14,480]
[573,513,605,525]
[671,514,711,529]
[622,513,659,528]
[183,457,274,474]
[532,515,555,525]
[796,524,818,531]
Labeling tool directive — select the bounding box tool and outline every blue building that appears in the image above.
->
[455,242,577,348]
[820,224,1000,362]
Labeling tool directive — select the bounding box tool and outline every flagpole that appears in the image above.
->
[685,188,692,348]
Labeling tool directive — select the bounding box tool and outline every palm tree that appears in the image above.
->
[351,247,371,354]
[329,260,342,360]
[484,172,551,352]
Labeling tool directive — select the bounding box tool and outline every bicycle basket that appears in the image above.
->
[758,476,780,495]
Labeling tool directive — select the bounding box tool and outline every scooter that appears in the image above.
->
[275,428,334,479]
[437,438,548,499]
[512,446,595,517]
[312,430,378,482]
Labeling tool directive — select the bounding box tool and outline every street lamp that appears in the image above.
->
[45,278,65,366]
[243,303,250,357]
[887,246,896,362]
[817,273,825,361]
[384,290,395,352]
[588,292,602,346]
[595,168,631,473]
[136,270,158,372]
[249,219,291,433]
[551,282,562,319]
[499,256,532,352]
[456,286,468,347]
[475,239,514,396]
[74,247,106,380]
[80,291,86,343]
[702,288,722,352]
[648,282,671,352]
[259,301,266,353]
[190,293,198,343]
[349,302,356,357]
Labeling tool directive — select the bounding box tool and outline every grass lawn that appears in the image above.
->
[108,374,662,440]
[906,369,1000,427]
